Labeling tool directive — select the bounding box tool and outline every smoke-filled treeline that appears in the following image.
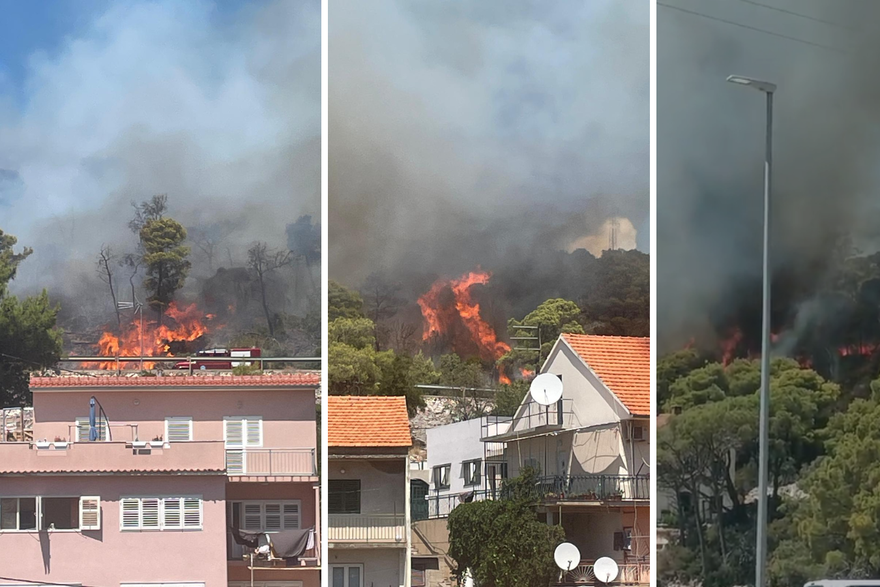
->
[0,0,320,354]
[1,1,320,357]
[658,3,880,585]
[329,0,649,287]
[659,0,880,358]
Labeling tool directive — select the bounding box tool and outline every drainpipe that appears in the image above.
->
[405,454,412,587]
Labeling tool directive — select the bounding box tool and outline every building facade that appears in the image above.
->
[327,396,412,587]
[484,333,651,586]
[0,373,320,587]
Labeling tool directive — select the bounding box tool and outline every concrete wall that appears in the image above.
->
[0,475,227,586]
[328,459,405,515]
[328,547,405,587]
[31,388,316,450]
[425,418,485,496]
[556,509,624,563]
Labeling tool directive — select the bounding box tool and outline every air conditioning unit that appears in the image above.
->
[625,425,647,441]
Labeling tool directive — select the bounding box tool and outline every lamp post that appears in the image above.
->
[727,74,776,587]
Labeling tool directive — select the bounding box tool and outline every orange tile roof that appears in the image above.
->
[328,396,411,448]
[30,373,320,388]
[561,334,651,416]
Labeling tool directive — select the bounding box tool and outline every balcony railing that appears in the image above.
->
[228,531,319,565]
[328,514,406,544]
[418,475,650,519]
[554,560,649,586]
[536,475,650,502]
[226,448,316,476]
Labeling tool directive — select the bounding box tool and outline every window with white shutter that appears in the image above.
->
[142,498,160,528]
[121,498,140,529]
[163,498,181,528]
[164,417,193,442]
[79,496,101,530]
[182,498,201,529]
[224,417,262,447]
[119,497,202,530]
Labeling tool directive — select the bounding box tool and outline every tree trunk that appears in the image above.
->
[689,480,709,577]
[258,269,274,336]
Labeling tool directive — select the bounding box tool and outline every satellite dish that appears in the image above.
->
[594,557,619,583]
[554,542,581,571]
[530,373,563,406]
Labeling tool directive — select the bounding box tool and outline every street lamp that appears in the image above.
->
[727,74,775,587]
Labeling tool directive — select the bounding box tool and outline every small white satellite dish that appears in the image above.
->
[594,557,619,583]
[554,542,581,571]
[463,568,474,587]
[530,372,563,406]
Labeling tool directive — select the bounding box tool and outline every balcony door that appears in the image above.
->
[330,565,362,587]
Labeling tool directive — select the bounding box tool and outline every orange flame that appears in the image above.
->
[417,269,511,374]
[85,302,210,370]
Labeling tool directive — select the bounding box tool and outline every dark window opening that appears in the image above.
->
[329,480,360,514]
[0,497,37,530]
[41,497,78,530]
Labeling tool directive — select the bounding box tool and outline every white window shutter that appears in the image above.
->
[165,417,193,442]
[225,419,243,447]
[245,418,262,447]
[183,498,201,528]
[141,498,160,528]
[79,496,100,530]
[227,450,244,475]
[121,498,140,529]
[164,498,181,528]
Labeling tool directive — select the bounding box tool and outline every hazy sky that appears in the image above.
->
[1,0,320,294]
[658,0,880,348]
[329,0,649,283]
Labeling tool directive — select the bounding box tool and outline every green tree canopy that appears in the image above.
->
[499,298,584,375]
[581,249,649,337]
[0,229,62,406]
[140,217,191,323]
[329,280,364,321]
[448,467,565,587]
[328,317,376,350]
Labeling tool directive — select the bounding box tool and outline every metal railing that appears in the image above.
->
[535,475,650,502]
[226,448,316,476]
[227,532,319,564]
[66,422,140,443]
[555,560,649,586]
[328,514,406,543]
[420,475,650,519]
[424,489,498,519]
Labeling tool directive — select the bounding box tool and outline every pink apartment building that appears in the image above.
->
[0,373,320,587]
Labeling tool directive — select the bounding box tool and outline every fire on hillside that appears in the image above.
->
[417,269,519,384]
[82,302,221,370]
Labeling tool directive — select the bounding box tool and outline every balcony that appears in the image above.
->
[328,514,406,545]
[0,440,226,475]
[228,531,319,566]
[537,475,650,503]
[225,448,316,478]
[554,560,649,586]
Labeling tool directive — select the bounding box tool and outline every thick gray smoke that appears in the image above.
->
[2,0,319,305]
[658,0,880,352]
[329,0,649,287]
